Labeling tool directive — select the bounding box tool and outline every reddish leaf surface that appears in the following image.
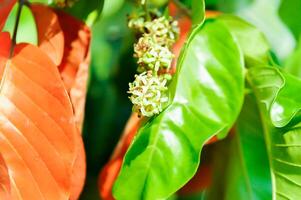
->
[178,165,212,196]
[70,129,86,200]
[0,0,16,31]
[31,7,90,198]
[30,4,64,66]
[56,11,91,131]
[55,10,91,199]
[31,7,91,131]
[0,153,11,200]
[0,32,78,200]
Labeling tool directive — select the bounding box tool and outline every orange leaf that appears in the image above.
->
[30,3,64,66]
[56,11,91,131]
[0,0,16,31]
[70,129,86,200]
[0,32,78,200]
[0,153,11,200]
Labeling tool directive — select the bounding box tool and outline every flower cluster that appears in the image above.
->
[134,36,174,72]
[127,8,179,117]
[144,16,179,47]
[54,0,77,7]
[128,72,168,117]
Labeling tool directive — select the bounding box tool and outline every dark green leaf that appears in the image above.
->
[247,66,301,199]
[191,0,205,25]
[113,19,245,200]
[65,0,104,23]
[206,94,272,200]
[279,0,301,40]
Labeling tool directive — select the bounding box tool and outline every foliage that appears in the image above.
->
[0,0,301,200]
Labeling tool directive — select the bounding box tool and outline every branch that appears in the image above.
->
[10,0,26,57]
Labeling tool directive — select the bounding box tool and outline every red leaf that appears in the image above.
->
[70,129,86,200]
[30,3,64,66]
[56,11,91,131]
[31,7,91,131]
[0,32,78,199]
[0,0,16,31]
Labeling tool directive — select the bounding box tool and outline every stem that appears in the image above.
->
[171,0,191,18]
[10,0,26,57]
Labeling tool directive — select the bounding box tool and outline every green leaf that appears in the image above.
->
[247,67,301,127]
[191,0,205,25]
[285,38,301,78]
[217,15,271,67]
[3,3,37,45]
[247,66,301,199]
[236,0,295,60]
[279,0,301,40]
[113,19,245,200]
[206,94,272,200]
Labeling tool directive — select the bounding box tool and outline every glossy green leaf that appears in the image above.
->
[191,0,205,25]
[113,19,245,200]
[247,66,301,199]
[247,67,301,127]
[217,15,271,67]
[206,94,272,200]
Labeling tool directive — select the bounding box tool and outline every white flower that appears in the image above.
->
[128,71,169,117]
[134,35,174,72]
[144,16,179,47]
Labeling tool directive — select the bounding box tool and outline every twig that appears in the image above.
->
[10,0,26,57]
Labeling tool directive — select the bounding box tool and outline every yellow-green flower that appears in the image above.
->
[128,71,168,117]
[144,16,179,47]
[134,35,174,72]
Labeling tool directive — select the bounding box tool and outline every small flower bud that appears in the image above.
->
[128,17,145,32]
[128,71,169,117]
[144,16,179,47]
[134,35,174,72]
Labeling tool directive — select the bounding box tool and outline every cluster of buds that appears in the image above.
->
[127,8,179,117]
[134,36,174,72]
[128,72,168,117]
[144,16,179,47]
[54,0,77,7]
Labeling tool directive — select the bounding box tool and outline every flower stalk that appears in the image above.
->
[127,3,179,117]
